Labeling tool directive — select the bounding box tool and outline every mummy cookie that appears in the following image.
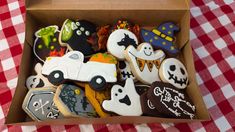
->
[22,88,63,121]
[34,25,67,62]
[124,43,165,84]
[107,29,138,60]
[159,58,188,89]
[54,84,97,117]
[26,63,54,89]
[102,78,142,116]
[59,19,97,57]
[141,22,180,57]
[118,61,135,81]
[147,82,195,119]
[42,51,117,91]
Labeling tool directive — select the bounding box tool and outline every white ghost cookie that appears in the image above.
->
[107,29,138,60]
[26,63,54,89]
[102,78,142,116]
[159,58,189,89]
[124,43,165,84]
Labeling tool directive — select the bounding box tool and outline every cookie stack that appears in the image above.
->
[22,19,196,121]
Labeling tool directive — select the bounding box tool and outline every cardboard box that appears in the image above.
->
[5,0,210,125]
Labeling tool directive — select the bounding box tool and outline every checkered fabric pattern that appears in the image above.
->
[0,0,235,131]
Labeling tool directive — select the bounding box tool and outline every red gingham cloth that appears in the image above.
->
[1,0,235,131]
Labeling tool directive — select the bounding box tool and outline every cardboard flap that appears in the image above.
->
[25,0,189,10]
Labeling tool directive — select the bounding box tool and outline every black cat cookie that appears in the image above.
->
[22,88,63,121]
[54,84,97,117]
[59,19,97,57]
[147,81,196,119]
[34,25,67,62]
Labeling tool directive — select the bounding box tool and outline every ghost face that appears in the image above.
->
[26,75,45,89]
[140,43,154,57]
[160,58,188,89]
[118,61,135,81]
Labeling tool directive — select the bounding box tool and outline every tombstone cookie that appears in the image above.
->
[102,78,143,116]
[34,25,67,62]
[22,88,63,121]
[159,58,188,89]
[124,42,165,84]
[59,19,97,57]
[141,22,180,57]
[26,63,55,89]
[54,84,97,117]
[118,61,136,81]
[107,29,138,60]
[147,81,196,119]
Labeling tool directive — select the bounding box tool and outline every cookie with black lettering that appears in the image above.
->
[22,88,63,121]
[34,25,67,62]
[147,81,196,119]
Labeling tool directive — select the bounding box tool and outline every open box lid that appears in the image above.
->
[25,0,190,10]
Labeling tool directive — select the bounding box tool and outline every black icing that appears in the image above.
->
[37,79,45,87]
[121,71,134,78]
[119,95,131,106]
[117,33,137,49]
[167,71,188,86]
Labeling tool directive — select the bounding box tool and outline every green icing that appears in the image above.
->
[36,26,56,48]
[61,20,74,42]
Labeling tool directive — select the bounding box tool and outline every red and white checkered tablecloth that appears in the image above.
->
[1,0,235,131]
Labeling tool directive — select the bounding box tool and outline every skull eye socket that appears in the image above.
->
[33,102,40,108]
[180,67,185,75]
[169,65,176,71]
[119,61,126,69]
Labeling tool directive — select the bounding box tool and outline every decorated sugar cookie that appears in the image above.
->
[135,83,150,95]
[107,29,138,60]
[118,61,136,81]
[54,84,97,117]
[124,43,165,84]
[147,81,195,119]
[102,78,143,116]
[141,22,180,57]
[59,19,97,57]
[26,63,54,89]
[34,25,67,62]
[42,51,117,91]
[22,88,63,121]
[159,58,188,89]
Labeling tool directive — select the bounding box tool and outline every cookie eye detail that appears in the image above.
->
[80,27,85,31]
[149,47,151,50]
[144,47,147,49]
[180,67,185,75]
[85,31,90,36]
[119,61,126,69]
[33,102,39,108]
[115,93,118,96]
[118,89,122,93]
[76,30,82,36]
[169,65,176,71]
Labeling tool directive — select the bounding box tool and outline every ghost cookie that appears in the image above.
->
[102,78,142,116]
[147,81,196,119]
[22,88,63,121]
[54,84,97,117]
[159,58,188,89]
[141,22,180,57]
[118,61,136,81]
[34,25,67,62]
[26,63,54,89]
[107,29,138,60]
[124,43,165,84]
[59,19,97,57]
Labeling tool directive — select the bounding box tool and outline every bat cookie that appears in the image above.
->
[147,81,196,119]
[124,42,165,84]
[54,84,97,117]
[34,25,67,62]
[59,19,97,57]
[22,88,63,121]
[107,29,138,60]
[159,58,188,89]
[102,78,143,116]
[141,22,180,57]
[26,63,54,89]
[118,61,136,81]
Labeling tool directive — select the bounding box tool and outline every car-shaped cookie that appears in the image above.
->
[41,51,117,91]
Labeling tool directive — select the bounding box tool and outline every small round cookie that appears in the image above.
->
[34,25,67,62]
[159,58,188,89]
[107,29,138,60]
[54,84,97,117]
[22,87,63,121]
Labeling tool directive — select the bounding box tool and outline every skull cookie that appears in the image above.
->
[102,78,143,116]
[124,43,165,84]
[22,88,63,121]
[159,58,189,89]
[26,63,55,89]
[118,61,136,81]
